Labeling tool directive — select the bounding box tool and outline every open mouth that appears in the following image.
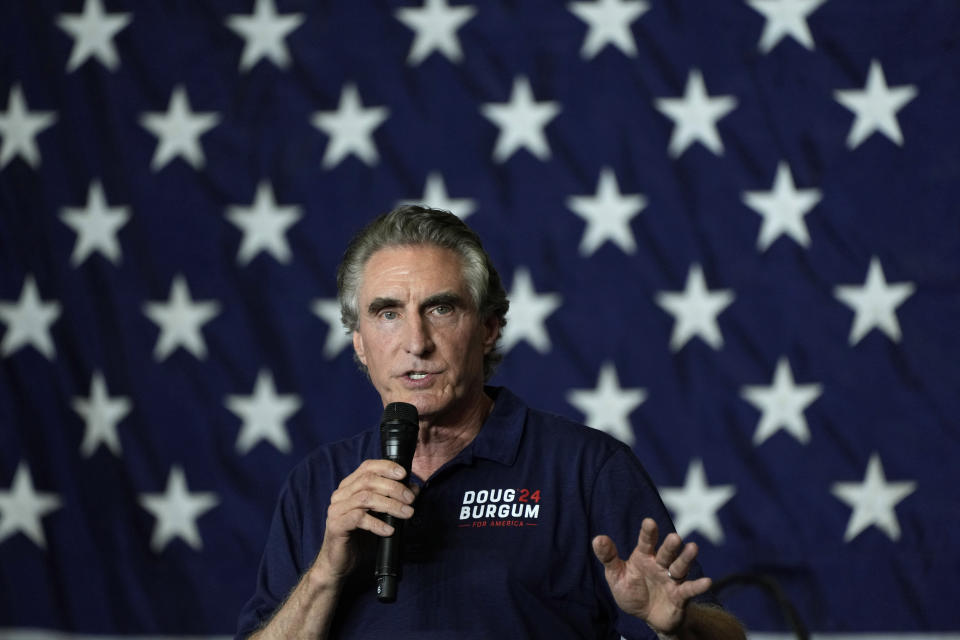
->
[408,372,428,380]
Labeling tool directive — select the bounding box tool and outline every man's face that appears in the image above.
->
[352,244,499,423]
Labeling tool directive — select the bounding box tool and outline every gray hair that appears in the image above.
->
[336,205,510,380]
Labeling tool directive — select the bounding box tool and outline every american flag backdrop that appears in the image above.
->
[1,0,958,636]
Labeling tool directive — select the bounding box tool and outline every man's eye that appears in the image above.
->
[381,310,398,320]
[433,305,453,315]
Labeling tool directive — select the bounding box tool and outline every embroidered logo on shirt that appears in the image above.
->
[457,488,541,528]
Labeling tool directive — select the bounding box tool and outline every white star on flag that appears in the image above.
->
[655,264,735,352]
[312,83,390,169]
[566,362,647,446]
[834,59,918,149]
[400,172,477,220]
[654,69,737,158]
[500,267,562,354]
[395,0,477,65]
[311,298,352,360]
[139,85,221,171]
[0,463,63,549]
[834,256,915,346]
[0,274,62,360]
[143,275,221,361]
[72,370,133,458]
[660,458,736,545]
[568,0,650,59]
[566,166,647,256]
[225,0,304,72]
[56,0,132,72]
[0,84,57,170]
[746,0,827,53]
[480,76,561,162]
[225,370,303,455]
[139,466,219,553]
[742,161,822,251]
[59,180,131,266]
[226,181,303,265]
[831,452,916,542]
[741,357,823,446]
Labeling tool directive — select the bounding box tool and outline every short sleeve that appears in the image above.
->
[588,446,715,640]
[234,477,310,638]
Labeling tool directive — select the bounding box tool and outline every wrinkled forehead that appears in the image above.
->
[358,243,469,301]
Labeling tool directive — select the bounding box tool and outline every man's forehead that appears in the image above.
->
[359,244,468,298]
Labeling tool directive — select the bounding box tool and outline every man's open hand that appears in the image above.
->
[592,517,712,634]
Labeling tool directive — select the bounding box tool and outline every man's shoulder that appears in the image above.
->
[528,406,629,454]
[498,386,630,457]
[498,388,656,505]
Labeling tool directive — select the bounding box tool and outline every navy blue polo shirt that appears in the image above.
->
[236,387,709,639]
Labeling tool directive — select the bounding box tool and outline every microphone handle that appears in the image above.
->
[376,403,418,604]
[376,448,408,603]
[375,514,401,602]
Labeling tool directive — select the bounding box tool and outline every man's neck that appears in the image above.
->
[410,390,493,481]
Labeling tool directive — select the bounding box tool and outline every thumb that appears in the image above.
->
[592,534,620,566]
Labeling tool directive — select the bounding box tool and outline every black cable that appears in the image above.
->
[711,573,810,640]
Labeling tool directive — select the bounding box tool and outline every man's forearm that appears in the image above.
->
[248,560,343,640]
[657,603,746,640]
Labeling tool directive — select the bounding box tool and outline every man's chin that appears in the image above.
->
[382,391,440,416]
[407,397,442,421]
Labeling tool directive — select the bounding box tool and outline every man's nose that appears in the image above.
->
[404,314,434,355]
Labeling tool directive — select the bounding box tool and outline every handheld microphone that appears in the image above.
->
[375,401,419,603]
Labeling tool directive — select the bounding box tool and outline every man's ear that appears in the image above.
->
[482,316,500,354]
[353,331,367,365]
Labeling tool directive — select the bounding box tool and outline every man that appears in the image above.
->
[236,206,745,639]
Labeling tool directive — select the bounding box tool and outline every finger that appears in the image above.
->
[330,484,415,516]
[325,499,412,541]
[336,459,408,493]
[331,474,416,508]
[677,576,712,600]
[329,486,415,524]
[591,535,620,567]
[667,541,700,580]
[354,511,398,537]
[635,518,659,555]
[655,532,684,568]
[333,460,407,500]
[325,502,399,538]
[367,458,409,479]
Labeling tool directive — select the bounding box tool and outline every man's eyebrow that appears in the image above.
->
[366,292,467,315]
[422,292,465,311]
[367,297,401,314]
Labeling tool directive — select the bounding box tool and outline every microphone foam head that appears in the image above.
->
[382,401,419,426]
